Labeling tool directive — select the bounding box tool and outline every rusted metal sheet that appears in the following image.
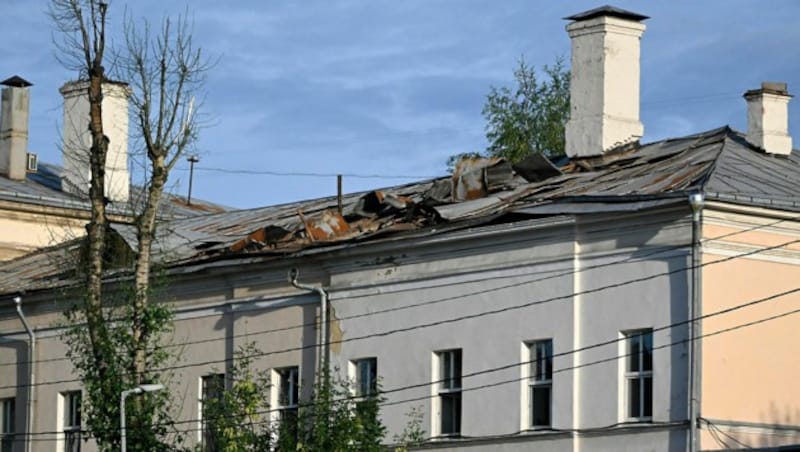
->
[452,157,504,202]
[298,209,350,242]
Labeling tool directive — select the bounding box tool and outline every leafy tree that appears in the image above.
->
[200,343,272,451]
[448,56,569,170]
[392,405,426,451]
[49,0,207,449]
[202,348,387,452]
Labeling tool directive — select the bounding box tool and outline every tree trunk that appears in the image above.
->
[132,155,167,384]
[85,67,111,378]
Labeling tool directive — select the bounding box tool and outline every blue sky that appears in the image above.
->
[3,0,800,208]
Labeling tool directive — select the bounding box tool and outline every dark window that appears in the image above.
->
[438,349,462,436]
[354,358,378,397]
[201,374,225,451]
[63,391,82,452]
[0,398,14,452]
[528,340,553,427]
[625,330,653,420]
[277,367,300,423]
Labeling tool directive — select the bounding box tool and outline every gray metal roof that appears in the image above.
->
[0,162,229,218]
[2,126,800,295]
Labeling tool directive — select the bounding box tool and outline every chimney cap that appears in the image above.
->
[1,75,33,88]
[744,81,791,98]
[564,5,649,22]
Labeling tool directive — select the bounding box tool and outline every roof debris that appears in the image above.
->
[1,126,799,294]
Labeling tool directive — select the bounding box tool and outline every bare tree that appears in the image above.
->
[49,0,113,396]
[50,1,207,449]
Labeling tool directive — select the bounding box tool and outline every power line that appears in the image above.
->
[12,286,800,441]
[3,233,798,392]
[4,212,796,370]
[174,166,442,180]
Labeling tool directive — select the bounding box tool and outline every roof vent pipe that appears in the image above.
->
[564,6,648,158]
[744,82,793,156]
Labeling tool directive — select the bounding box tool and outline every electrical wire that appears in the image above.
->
[3,211,797,370]
[10,288,800,442]
[2,230,799,391]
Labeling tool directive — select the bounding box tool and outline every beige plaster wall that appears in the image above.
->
[0,208,86,261]
[700,220,800,450]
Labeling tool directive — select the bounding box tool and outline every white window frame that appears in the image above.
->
[623,329,653,422]
[199,373,225,450]
[0,398,14,452]
[271,366,300,425]
[525,340,553,429]
[433,349,462,437]
[60,391,82,452]
[351,357,378,398]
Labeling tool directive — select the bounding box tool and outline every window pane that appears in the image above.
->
[642,332,653,371]
[453,350,462,389]
[628,377,641,418]
[280,367,299,406]
[356,358,378,396]
[440,350,462,390]
[531,385,552,427]
[643,376,653,417]
[628,335,641,372]
[440,393,461,435]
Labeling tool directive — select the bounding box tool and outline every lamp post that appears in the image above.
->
[120,384,164,452]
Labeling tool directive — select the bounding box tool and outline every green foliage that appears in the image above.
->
[285,368,386,451]
[484,56,570,161]
[392,405,426,451]
[203,348,387,452]
[61,290,182,451]
[200,343,272,452]
[447,56,570,170]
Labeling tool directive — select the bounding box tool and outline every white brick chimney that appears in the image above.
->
[0,75,32,180]
[60,80,131,203]
[564,6,648,158]
[744,82,793,156]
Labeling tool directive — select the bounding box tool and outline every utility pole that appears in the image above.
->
[186,154,199,205]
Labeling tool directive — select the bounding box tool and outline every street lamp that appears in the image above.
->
[120,384,164,452]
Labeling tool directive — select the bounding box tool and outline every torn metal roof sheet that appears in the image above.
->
[2,126,800,294]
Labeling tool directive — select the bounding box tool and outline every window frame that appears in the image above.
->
[276,366,300,419]
[199,373,225,451]
[624,329,653,422]
[62,391,82,452]
[352,357,378,398]
[436,349,462,437]
[0,398,14,452]
[526,339,553,428]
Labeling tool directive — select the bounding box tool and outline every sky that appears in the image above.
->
[2,0,800,209]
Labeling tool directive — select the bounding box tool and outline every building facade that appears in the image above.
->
[1,5,799,452]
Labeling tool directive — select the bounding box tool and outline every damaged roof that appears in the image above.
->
[1,126,799,294]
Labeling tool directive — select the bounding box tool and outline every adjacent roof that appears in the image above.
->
[1,126,799,294]
[0,162,228,218]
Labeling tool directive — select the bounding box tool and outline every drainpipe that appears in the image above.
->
[14,296,35,452]
[288,269,329,381]
[688,193,704,452]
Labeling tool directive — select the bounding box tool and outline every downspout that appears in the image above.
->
[288,269,329,381]
[14,296,35,452]
[688,193,704,452]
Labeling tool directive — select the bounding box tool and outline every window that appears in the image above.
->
[353,358,378,397]
[0,398,14,452]
[625,330,653,420]
[527,340,553,428]
[200,374,225,451]
[437,349,462,436]
[277,367,299,422]
[62,391,82,452]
